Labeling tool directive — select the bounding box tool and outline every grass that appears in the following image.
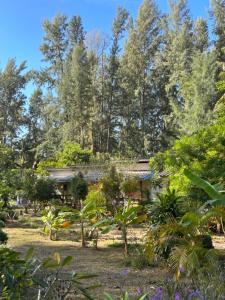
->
[5,214,167,299]
[5,213,225,298]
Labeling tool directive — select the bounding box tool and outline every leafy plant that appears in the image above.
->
[101,166,123,212]
[95,200,143,255]
[0,201,8,244]
[84,187,107,249]
[149,121,225,201]
[0,247,99,300]
[70,172,88,247]
[0,247,36,299]
[41,206,73,240]
[147,189,183,226]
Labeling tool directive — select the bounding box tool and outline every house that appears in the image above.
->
[46,159,163,202]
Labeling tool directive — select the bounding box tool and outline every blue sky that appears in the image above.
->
[0,0,211,71]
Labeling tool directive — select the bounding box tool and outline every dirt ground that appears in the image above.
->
[4,215,167,299]
[4,214,225,299]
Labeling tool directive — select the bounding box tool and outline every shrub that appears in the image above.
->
[150,121,225,201]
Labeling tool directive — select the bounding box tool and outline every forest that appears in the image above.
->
[0,0,225,299]
[0,0,224,164]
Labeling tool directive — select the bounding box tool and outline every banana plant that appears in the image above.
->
[94,200,144,255]
[184,169,225,206]
[184,169,225,233]
[41,206,73,240]
[83,192,107,249]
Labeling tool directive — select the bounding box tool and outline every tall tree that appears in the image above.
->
[178,51,217,135]
[36,92,63,159]
[163,0,194,137]
[0,59,28,146]
[120,0,162,156]
[60,43,91,148]
[21,89,44,167]
[194,18,208,52]
[85,30,110,154]
[211,0,225,65]
[105,7,129,153]
[69,16,85,49]
[40,14,68,85]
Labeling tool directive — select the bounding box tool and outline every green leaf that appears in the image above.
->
[25,247,34,261]
[138,295,148,300]
[74,273,98,280]
[104,293,115,300]
[42,258,59,269]
[184,169,225,202]
[61,255,73,267]
[53,252,61,264]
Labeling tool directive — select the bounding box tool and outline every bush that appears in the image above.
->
[150,121,225,201]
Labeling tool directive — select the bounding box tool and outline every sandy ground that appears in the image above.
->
[4,219,167,299]
[4,215,225,299]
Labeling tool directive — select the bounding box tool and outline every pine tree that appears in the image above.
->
[105,7,129,153]
[119,0,162,156]
[179,51,217,134]
[23,89,44,166]
[0,59,28,146]
[211,0,225,65]
[194,18,208,52]
[60,43,92,148]
[40,14,69,85]
[162,0,194,138]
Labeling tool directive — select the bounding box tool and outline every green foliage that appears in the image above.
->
[184,169,225,204]
[57,142,91,165]
[145,172,225,276]
[147,189,183,226]
[0,247,98,300]
[70,172,88,202]
[37,142,91,174]
[41,206,74,240]
[101,166,123,212]
[96,200,142,255]
[0,205,8,243]
[0,247,35,299]
[121,177,139,196]
[19,169,55,204]
[82,188,107,249]
[150,121,225,200]
[0,59,28,146]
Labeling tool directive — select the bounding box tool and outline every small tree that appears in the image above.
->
[0,202,8,244]
[20,170,55,212]
[96,200,143,255]
[101,166,123,212]
[84,186,107,249]
[70,172,88,247]
[114,200,142,255]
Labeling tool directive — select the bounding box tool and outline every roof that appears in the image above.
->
[46,159,159,183]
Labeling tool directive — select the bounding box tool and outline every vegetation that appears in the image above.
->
[0,0,225,298]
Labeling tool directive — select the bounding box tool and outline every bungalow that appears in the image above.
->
[46,159,163,203]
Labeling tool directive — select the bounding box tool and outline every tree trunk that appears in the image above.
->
[123,226,129,256]
[94,229,99,250]
[81,220,86,247]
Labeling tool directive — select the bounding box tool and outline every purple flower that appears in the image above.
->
[137,287,143,295]
[179,266,185,273]
[175,292,181,300]
[121,268,129,276]
[188,289,203,299]
[149,287,163,300]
